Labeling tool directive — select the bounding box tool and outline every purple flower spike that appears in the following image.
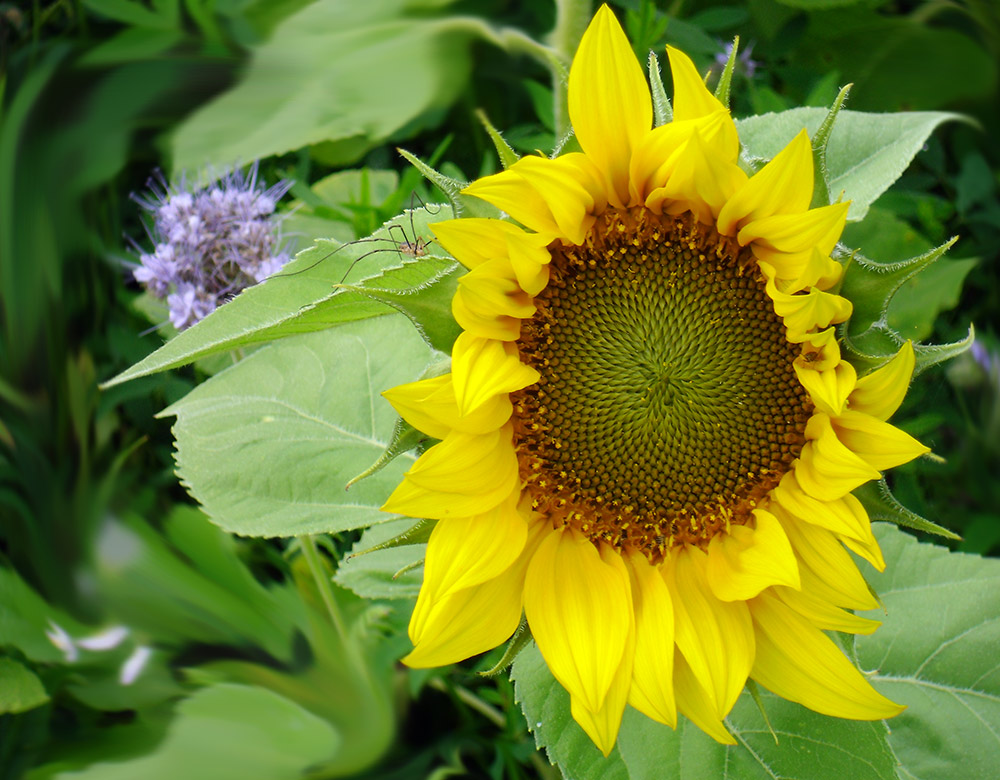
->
[131,162,293,330]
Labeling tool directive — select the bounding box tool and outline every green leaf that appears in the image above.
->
[858,524,1000,780]
[0,657,49,714]
[513,644,896,780]
[76,27,185,67]
[171,0,486,172]
[737,109,960,221]
[103,207,452,387]
[335,519,425,600]
[337,258,463,352]
[95,508,300,659]
[799,15,997,113]
[164,315,431,537]
[49,683,339,780]
[0,567,88,664]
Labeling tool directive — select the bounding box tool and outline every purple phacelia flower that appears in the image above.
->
[131,163,293,330]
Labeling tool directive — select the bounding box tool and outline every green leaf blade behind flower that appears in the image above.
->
[859,524,1000,780]
[163,315,431,537]
[737,109,961,221]
[103,207,453,387]
[170,0,485,172]
[513,644,897,780]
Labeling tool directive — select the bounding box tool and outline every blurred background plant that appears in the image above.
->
[0,0,996,777]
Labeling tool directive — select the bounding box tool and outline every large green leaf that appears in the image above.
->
[164,315,431,537]
[103,207,455,387]
[171,0,483,172]
[514,525,999,779]
[513,646,896,780]
[737,109,959,221]
[48,683,339,780]
[858,524,1000,780]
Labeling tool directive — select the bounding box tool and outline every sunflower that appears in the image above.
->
[381,4,928,754]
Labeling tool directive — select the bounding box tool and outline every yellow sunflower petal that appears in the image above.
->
[524,527,634,717]
[706,508,800,602]
[839,524,887,572]
[463,168,562,236]
[794,359,858,418]
[762,262,853,338]
[451,333,540,415]
[646,129,747,224]
[775,506,878,610]
[568,4,652,207]
[758,247,844,293]
[831,410,930,471]
[453,286,523,341]
[795,413,881,501]
[418,491,527,604]
[750,591,904,720]
[505,224,554,297]
[738,201,849,254]
[773,585,881,636]
[772,472,870,542]
[631,109,741,202]
[508,156,598,244]
[666,545,754,718]
[431,218,525,269]
[850,341,915,421]
[717,129,813,237]
[382,426,518,519]
[674,650,736,745]
[383,374,512,439]
[624,549,676,727]
[666,45,728,123]
[570,544,635,757]
[405,518,547,667]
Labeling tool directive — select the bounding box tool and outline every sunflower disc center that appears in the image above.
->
[513,209,811,558]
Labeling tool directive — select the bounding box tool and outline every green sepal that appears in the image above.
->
[854,479,961,540]
[840,237,958,336]
[335,259,463,353]
[476,108,520,170]
[397,148,499,219]
[479,616,532,677]
[745,680,778,745]
[345,419,429,491]
[841,322,975,378]
[713,36,739,109]
[648,51,672,126]
[393,557,424,580]
[351,518,435,558]
[810,83,852,209]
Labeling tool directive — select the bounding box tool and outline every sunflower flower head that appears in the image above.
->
[381,4,929,755]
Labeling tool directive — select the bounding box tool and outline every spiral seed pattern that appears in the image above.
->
[513,209,811,560]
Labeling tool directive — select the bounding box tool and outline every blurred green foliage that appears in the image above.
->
[1,0,997,777]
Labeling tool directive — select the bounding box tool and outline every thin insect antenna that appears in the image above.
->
[269,236,394,280]
[139,321,168,338]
